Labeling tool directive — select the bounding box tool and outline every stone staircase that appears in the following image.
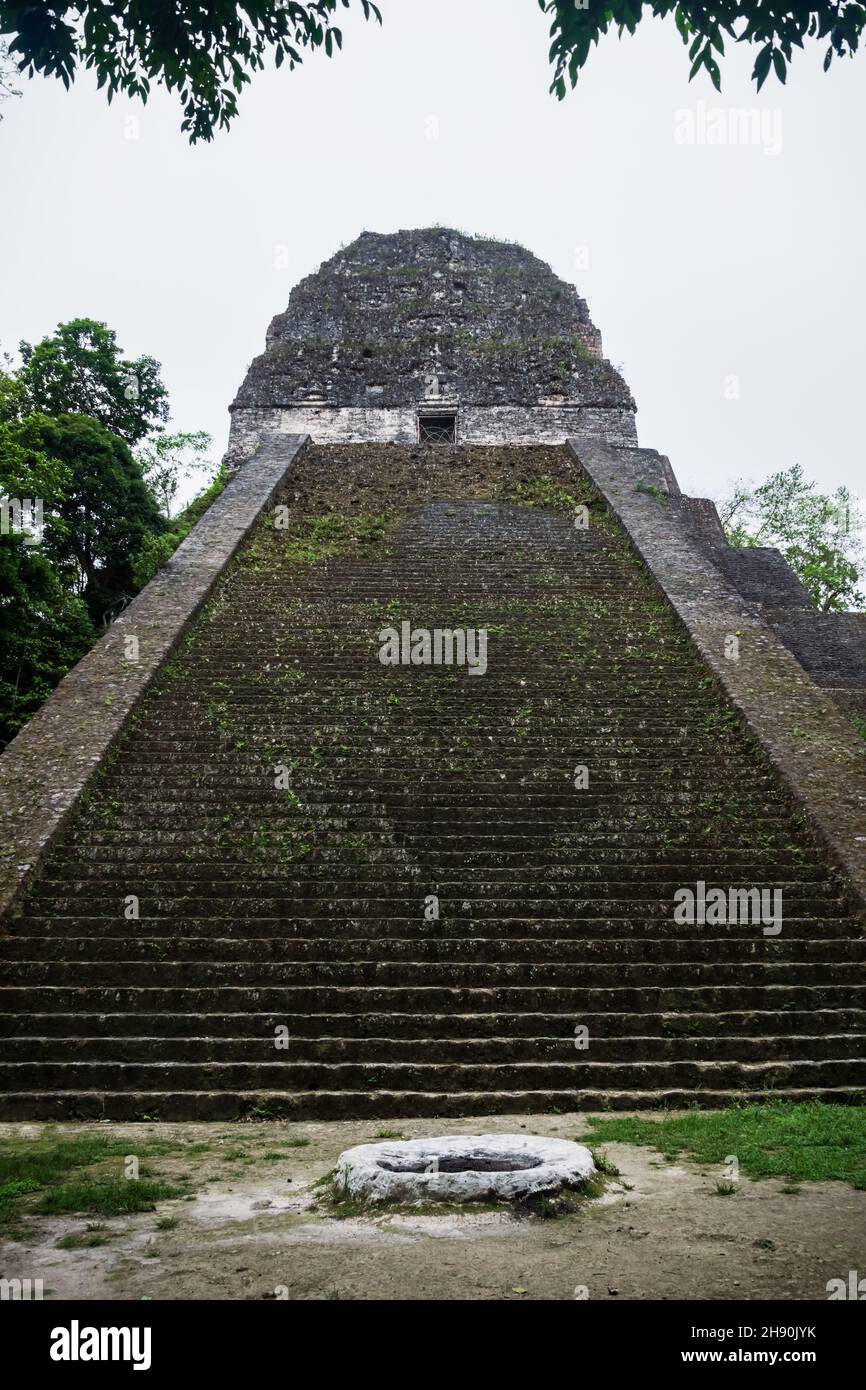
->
[1,446,864,1118]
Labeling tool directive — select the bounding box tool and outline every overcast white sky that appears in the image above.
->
[1,0,864,511]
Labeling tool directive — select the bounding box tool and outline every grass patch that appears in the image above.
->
[590,1150,620,1178]
[0,1177,42,1208]
[580,1102,866,1188]
[516,1185,597,1218]
[56,1224,112,1250]
[35,1178,184,1218]
[260,1138,310,1157]
[0,1128,186,1229]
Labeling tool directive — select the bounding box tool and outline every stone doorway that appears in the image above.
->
[418,412,457,444]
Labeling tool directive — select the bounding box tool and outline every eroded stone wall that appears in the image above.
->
[229,227,635,453]
[228,403,637,457]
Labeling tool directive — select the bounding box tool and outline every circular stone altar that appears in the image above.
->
[334,1134,596,1205]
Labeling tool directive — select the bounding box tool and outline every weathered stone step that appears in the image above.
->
[3,1057,865,1093]
[42,845,826,876]
[135,693,735,714]
[1,1085,863,1123]
[5,1032,863,1063]
[29,875,834,898]
[45,839,825,863]
[101,738,759,759]
[13,915,855,940]
[48,814,805,841]
[81,762,772,782]
[0,959,859,988]
[135,691,736,710]
[3,1008,863,1040]
[41,856,829,882]
[22,894,843,920]
[68,796,799,816]
[1,983,863,1012]
[61,830,809,854]
[126,721,753,740]
[70,810,794,838]
[135,684,733,701]
[70,789,787,811]
[8,935,860,964]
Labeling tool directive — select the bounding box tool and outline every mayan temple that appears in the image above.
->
[1,226,865,1121]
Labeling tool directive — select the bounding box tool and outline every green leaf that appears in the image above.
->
[753,43,773,90]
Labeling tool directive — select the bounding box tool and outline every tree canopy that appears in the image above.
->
[719,464,864,612]
[0,318,219,748]
[136,429,213,519]
[0,530,95,745]
[10,411,166,620]
[0,2,862,141]
[0,36,20,113]
[0,0,382,141]
[542,0,866,97]
[0,420,94,744]
[17,319,169,445]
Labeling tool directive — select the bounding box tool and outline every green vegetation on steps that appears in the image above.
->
[238,510,394,573]
[499,474,597,513]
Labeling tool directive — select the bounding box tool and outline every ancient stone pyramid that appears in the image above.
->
[1,228,865,1119]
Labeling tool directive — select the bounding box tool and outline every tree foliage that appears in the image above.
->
[0,532,95,745]
[136,429,213,519]
[1,3,862,143]
[10,411,166,620]
[542,0,866,97]
[0,36,20,113]
[0,320,218,749]
[18,319,169,445]
[0,423,95,746]
[0,0,382,141]
[719,464,864,612]
[0,356,27,422]
[0,414,70,513]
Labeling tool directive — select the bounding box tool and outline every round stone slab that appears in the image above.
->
[334,1133,596,1205]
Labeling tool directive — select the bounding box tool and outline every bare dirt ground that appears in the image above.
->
[2,1111,864,1301]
